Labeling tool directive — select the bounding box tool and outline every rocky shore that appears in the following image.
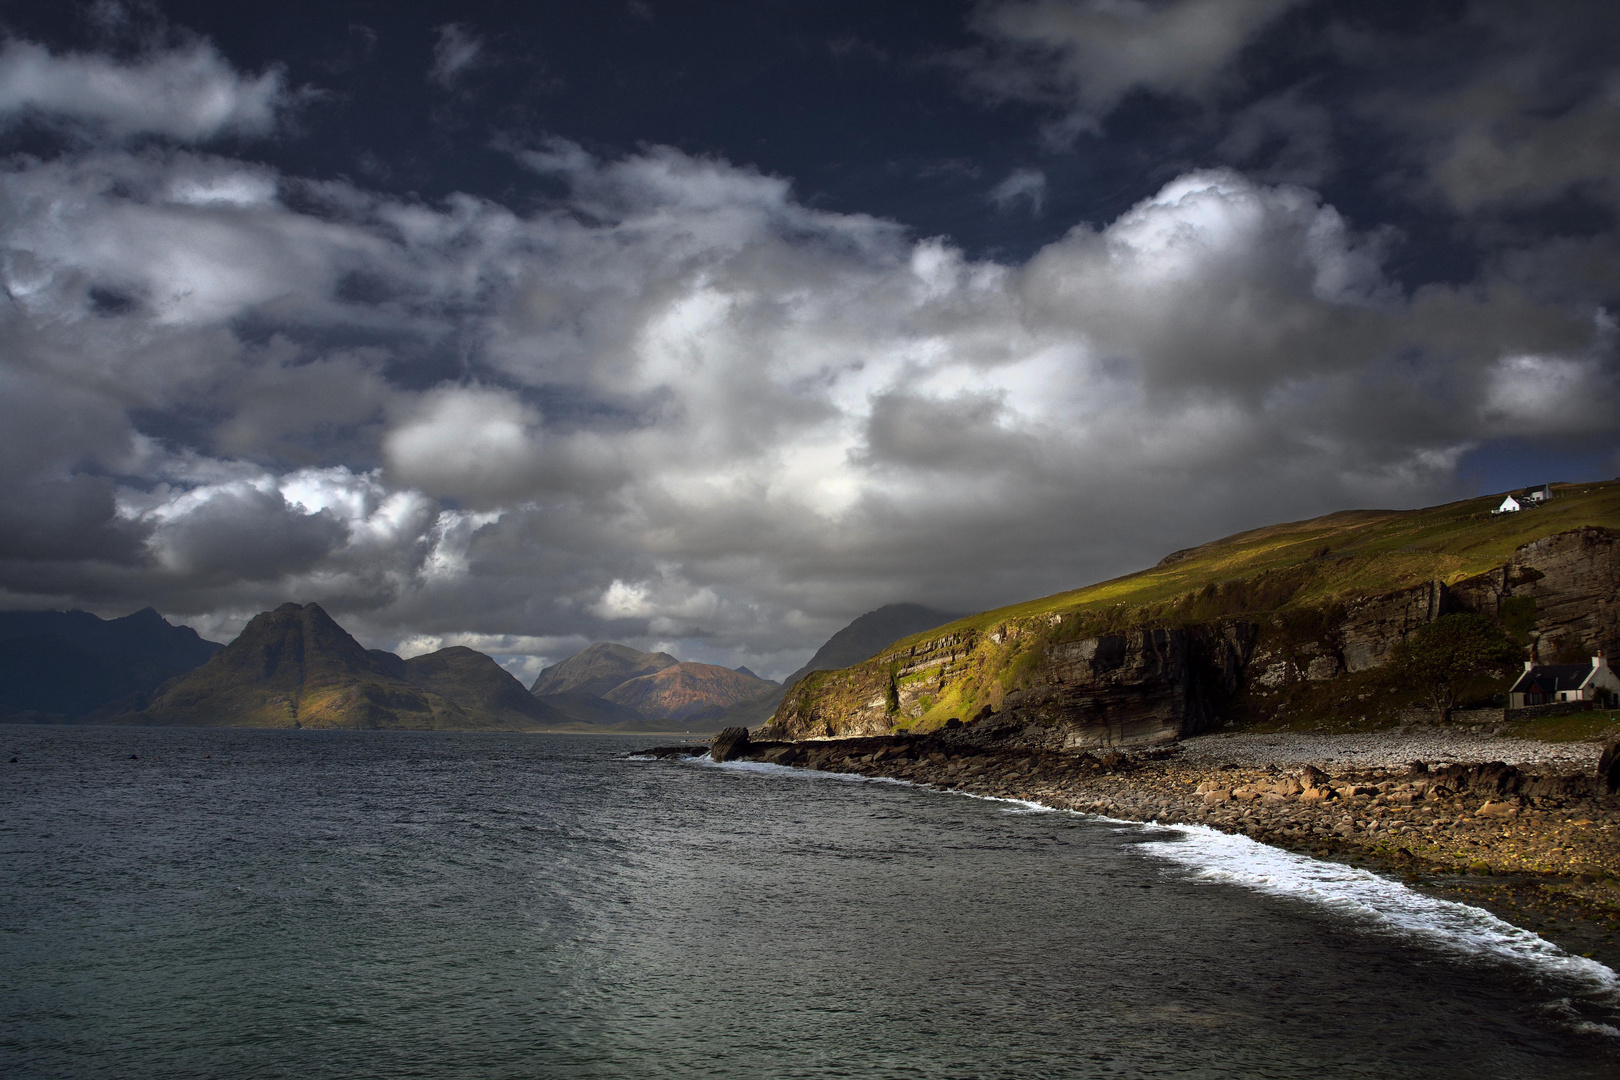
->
[647,726,1620,970]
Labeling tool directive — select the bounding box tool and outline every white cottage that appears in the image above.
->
[1508,656,1620,709]
[1495,495,1521,514]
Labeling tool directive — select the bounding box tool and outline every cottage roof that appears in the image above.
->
[1508,663,1593,694]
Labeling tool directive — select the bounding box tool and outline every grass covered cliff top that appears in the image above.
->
[893,480,1620,650]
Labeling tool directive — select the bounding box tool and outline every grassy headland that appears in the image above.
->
[778,480,1620,736]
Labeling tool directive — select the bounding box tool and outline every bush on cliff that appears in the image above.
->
[1390,613,1521,724]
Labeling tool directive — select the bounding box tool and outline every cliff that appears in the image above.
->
[769,481,1620,747]
[779,603,961,691]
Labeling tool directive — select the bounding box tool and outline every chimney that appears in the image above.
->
[1594,654,1608,670]
[1525,660,1535,671]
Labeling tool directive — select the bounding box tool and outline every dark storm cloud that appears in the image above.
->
[0,3,1616,682]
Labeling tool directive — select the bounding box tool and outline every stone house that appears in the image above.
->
[1507,655,1620,709]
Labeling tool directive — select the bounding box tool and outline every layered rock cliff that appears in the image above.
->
[768,508,1620,747]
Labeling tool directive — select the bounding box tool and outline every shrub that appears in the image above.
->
[1390,613,1522,723]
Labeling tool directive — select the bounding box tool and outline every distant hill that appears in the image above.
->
[529,642,678,697]
[602,662,780,723]
[128,602,566,730]
[780,603,961,691]
[530,642,786,729]
[532,691,651,728]
[0,607,222,719]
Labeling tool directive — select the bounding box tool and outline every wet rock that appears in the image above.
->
[710,726,751,763]
[758,745,802,766]
[1601,740,1620,795]
[634,744,708,759]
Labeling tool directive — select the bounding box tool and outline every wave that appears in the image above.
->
[1134,821,1620,1017]
[674,751,1620,1031]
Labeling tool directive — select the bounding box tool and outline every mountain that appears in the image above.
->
[396,646,567,728]
[0,607,222,719]
[529,642,678,697]
[772,480,1620,742]
[130,602,566,730]
[532,691,651,727]
[602,662,781,723]
[780,603,962,691]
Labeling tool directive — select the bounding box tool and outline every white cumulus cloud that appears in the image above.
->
[0,38,287,141]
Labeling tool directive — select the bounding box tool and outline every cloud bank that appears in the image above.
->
[0,7,1616,680]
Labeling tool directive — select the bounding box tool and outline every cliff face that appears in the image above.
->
[1252,525,1620,688]
[769,524,1620,747]
[779,603,961,691]
[771,622,1254,747]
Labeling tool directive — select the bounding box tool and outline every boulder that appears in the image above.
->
[710,726,751,763]
[759,745,802,766]
[1600,740,1620,795]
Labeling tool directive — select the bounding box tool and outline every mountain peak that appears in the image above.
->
[530,641,679,697]
[140,603,562,730]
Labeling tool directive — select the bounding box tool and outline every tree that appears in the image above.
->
[1390,613,1522,723]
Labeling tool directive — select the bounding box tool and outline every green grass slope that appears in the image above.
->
[894,481,1620,650]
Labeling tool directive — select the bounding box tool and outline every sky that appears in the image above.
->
[0,0,1617,682]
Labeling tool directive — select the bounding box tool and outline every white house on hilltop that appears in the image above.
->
[1492,484,1553,516]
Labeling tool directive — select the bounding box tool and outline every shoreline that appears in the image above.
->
[692,729,1620,971]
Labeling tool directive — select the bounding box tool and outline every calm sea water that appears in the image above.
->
[2,725,1617,1079]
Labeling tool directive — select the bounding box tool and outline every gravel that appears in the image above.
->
[1174,730,1606,772]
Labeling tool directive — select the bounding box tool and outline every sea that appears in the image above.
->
[2,725,1618,1079]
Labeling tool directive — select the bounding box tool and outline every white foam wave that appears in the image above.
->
[701,757,914,784]
[1136,822,1620,1007]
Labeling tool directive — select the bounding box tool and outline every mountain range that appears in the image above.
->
[0,599,963,732]
[0,607,222,720]
[129,602,566,730]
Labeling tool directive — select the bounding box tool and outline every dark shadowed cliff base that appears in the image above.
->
[669,725,1620,973]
